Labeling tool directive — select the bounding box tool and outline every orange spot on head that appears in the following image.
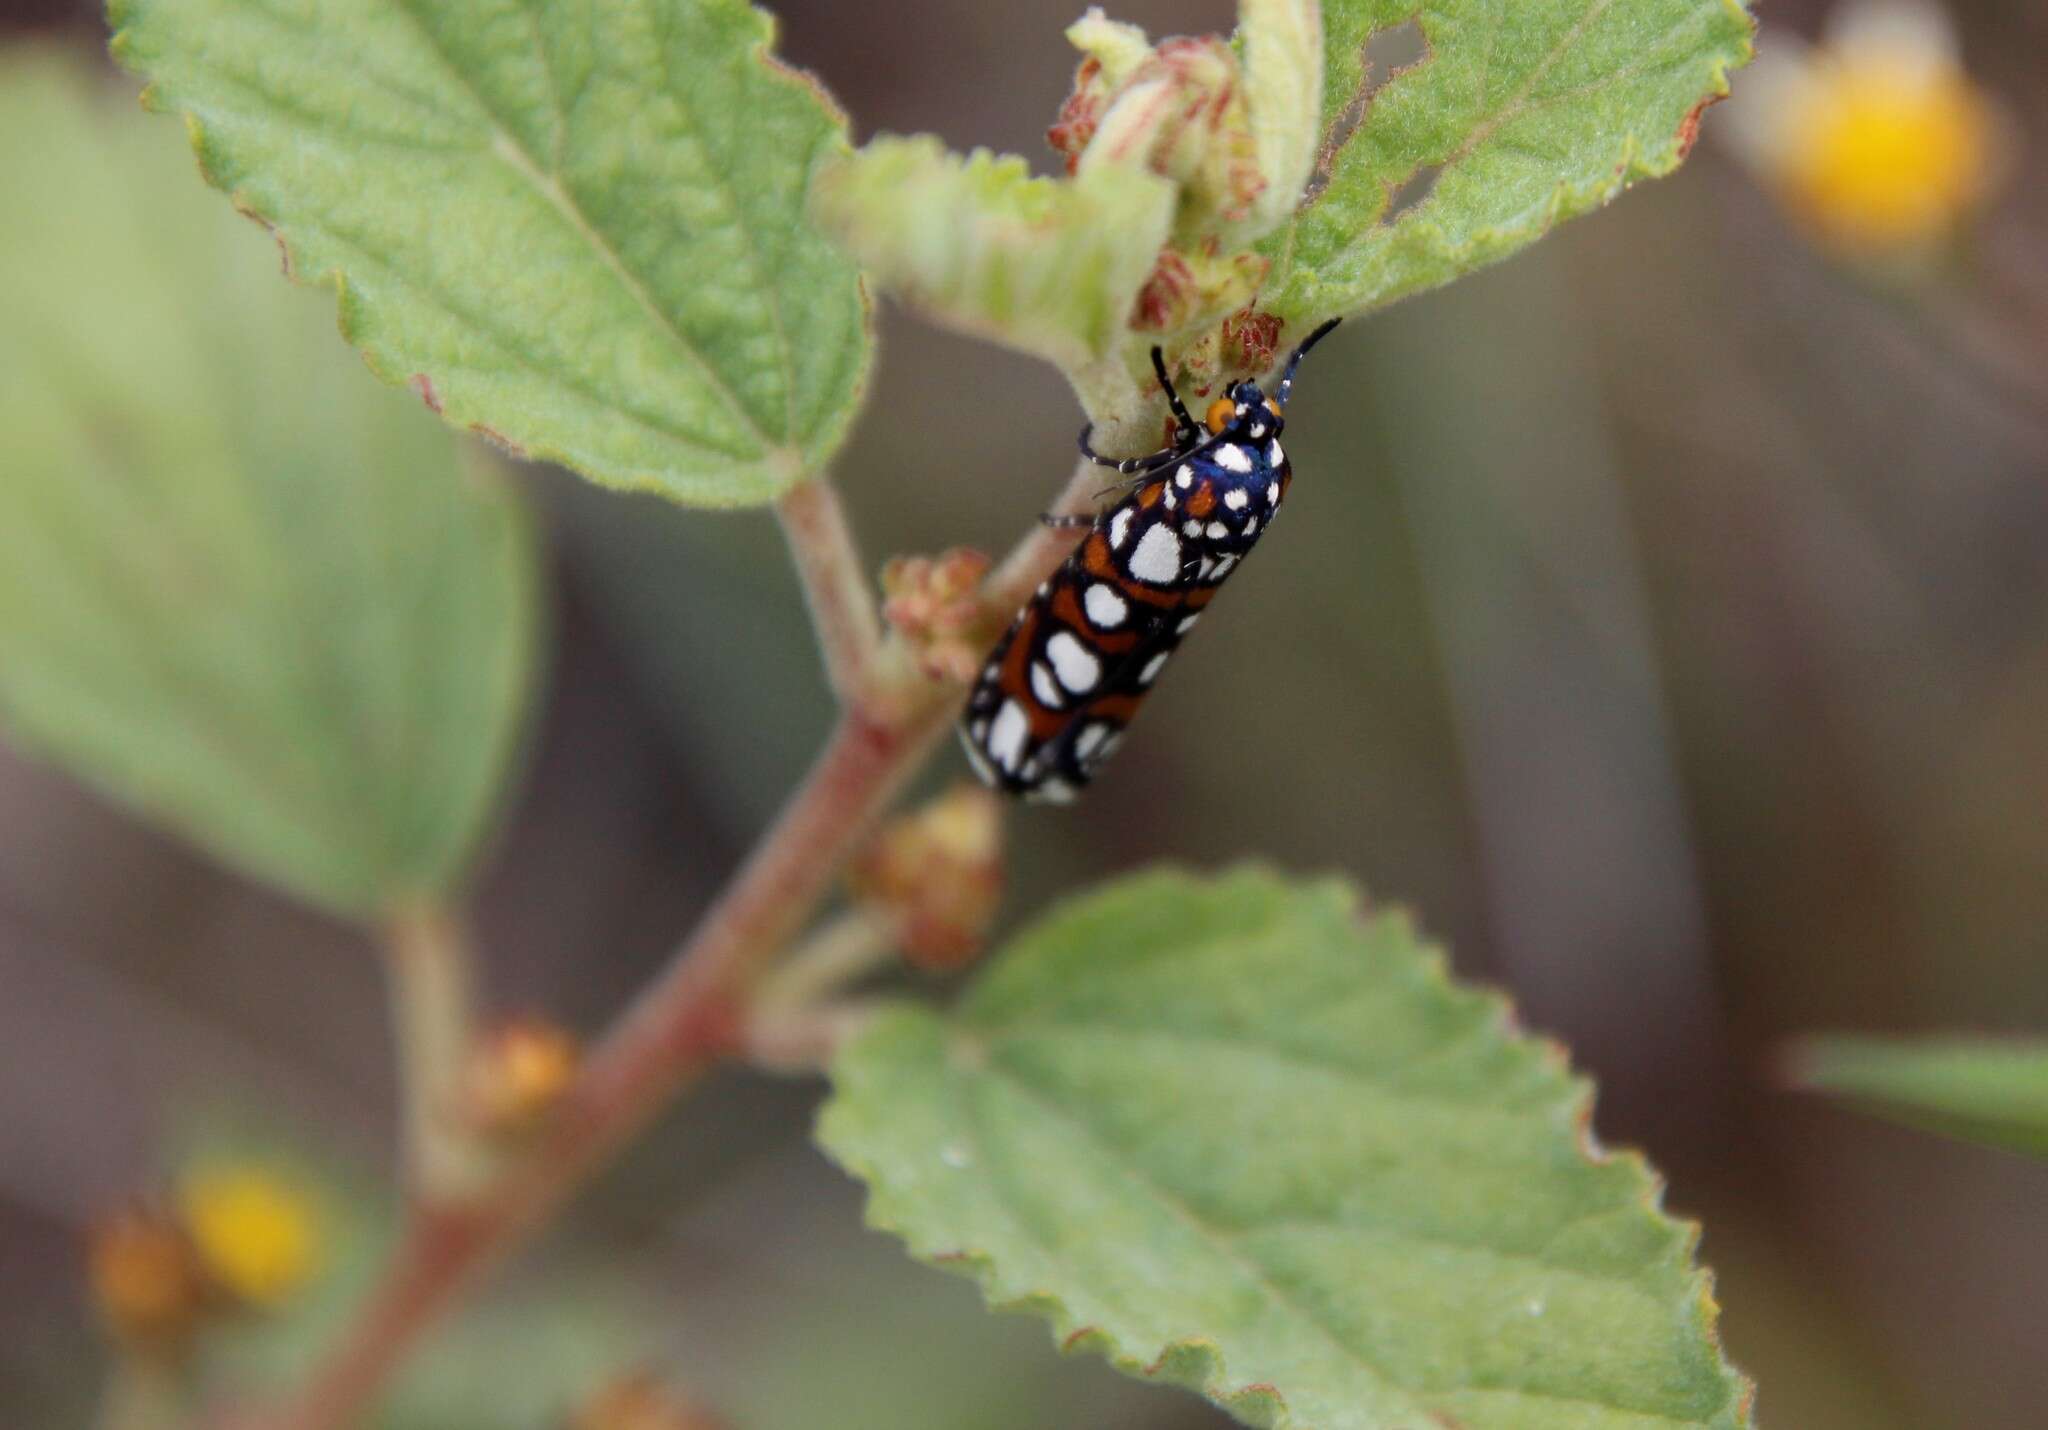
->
[1205,397,1234,434]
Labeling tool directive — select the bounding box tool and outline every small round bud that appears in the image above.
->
[461,1017,581,1141]
[849,783,1005,971]
[87,1203,212,1351]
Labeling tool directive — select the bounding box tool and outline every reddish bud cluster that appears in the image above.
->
[1220,307,1284,375]
[849,784,1005,971]
[1046,56,1106,174]
[880,548,995,684]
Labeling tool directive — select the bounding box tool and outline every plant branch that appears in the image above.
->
[744,997,892,1075]
[777,478,882,703]
[750,906,895,1011]
[382,904,478,1202]
[244,471,1089,1430]
[983,456,1098,615]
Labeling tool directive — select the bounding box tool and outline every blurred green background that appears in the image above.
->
[4,0,2047,1426]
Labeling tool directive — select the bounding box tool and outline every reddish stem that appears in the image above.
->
[264,704,949,1430]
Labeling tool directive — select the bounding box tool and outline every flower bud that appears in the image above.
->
[461,1016,581,1142]
[849,784,1005,971]
[880,548,995,685]
[87,1203,213,1351]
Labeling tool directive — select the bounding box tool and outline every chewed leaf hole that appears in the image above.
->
[1364,18,1429,80]
[1382,162,1444,224]
[1305,18,1431,205]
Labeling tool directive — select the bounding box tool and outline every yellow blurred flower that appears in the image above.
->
[87,1203,212,1349]
[1726,0,2006,257]
[177,1163,322,1309]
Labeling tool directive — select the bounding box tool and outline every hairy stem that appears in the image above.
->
[246,467,1086,1430]
[777,478,882,701]
[382,905,477,1202]
[983,456,1097,615]
[750,906,895,1011]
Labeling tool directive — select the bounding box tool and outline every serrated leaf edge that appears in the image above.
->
[106,0,874,509]
[1269,0,1756,323]
[819,867,1755,1429]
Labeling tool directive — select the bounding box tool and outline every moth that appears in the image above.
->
[962,318,1341,801]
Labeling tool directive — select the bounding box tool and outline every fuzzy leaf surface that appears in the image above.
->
[1262,0,1754,322]
[1788,1035,2048,1158]
[820,868,1752,1430]
[814,137,1175,372]
[110,0,870,506]
[0,53,538,917]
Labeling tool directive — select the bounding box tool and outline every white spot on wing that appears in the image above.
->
[1138,650,1170,684]
[1223,488,1250,510]
[1083,583,1128,628]
[1034,777,1079,804]
[1129,523,1182,583]
[1177,614,1201,634]
[1046,630,1101,693]
[1210,553,1238,579]
[1175,465,1194,489]
[1244,516,1258,536]
[1183,519,1203,538]
[989,700,1028,773]
[1268,439,1285,466]
[1109,506,1134,549]
[1206,521,1229,539]
[1267,480,1282,505]
[1074,723,1113,759]
[1030,662,1064,709]
[1214,444,1253,473]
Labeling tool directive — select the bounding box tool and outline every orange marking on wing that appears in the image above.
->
[1187,483,1217,518]
[1182,586,1217,609]
[1084,534,1116,579]
[1085,694,1146,723]
[1117,572,1181,609]
[1136,481,1165,509]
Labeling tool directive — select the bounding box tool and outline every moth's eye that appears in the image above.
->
[1205,397,1235,434]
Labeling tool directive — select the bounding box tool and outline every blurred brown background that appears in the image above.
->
[4,0,2048,1426]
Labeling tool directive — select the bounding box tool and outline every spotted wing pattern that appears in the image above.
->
[962,437,1291,802]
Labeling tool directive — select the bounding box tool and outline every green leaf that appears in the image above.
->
[1262,0,1754,322]
[1785,1035,2048,1158]
[109,0,871,507]
[0,51,539,918]
[1239,0,1327,235]
[814,137,1175,373]
[820,868,1752,1430]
